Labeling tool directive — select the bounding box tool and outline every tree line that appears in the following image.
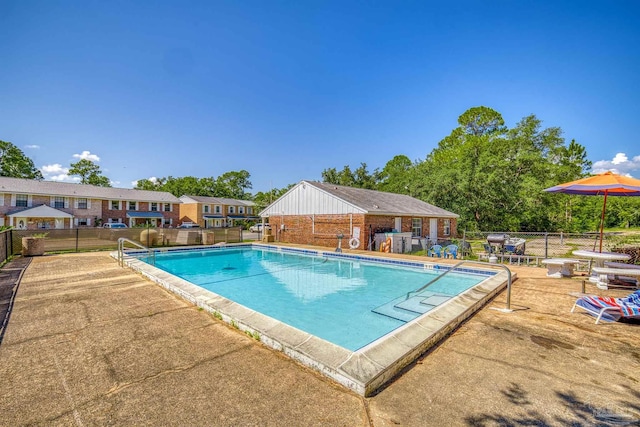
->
[3,106,639,233]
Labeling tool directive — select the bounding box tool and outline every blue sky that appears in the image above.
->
[1,1,639,193]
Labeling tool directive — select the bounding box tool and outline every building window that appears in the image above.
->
[150,203,158,211]
[78,198,88,209]
[443,219,451,236]
[128,201,136,210]
[16,194,28,207]
[238,206,245,214]
[110,200,120,210]
[411,218,422,237]
[164,203,171,212]
[228,206,235,214]
[78,218,88,226]
[215,205,221,213]
[247,207,252,214]
[54,196,65,209]
[203,205,210,213]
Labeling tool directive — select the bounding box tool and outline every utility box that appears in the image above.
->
[384,232,413,254]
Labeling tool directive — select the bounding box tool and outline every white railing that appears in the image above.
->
[117,238,155,266]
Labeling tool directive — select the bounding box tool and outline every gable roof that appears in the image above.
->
[0,177,181,203]
[180,195,255,206]
[261,180,459,218]
[7,204,73,218]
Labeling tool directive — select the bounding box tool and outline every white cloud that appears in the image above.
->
[41,163,68,174]
[25,144,40,149]
[591,152,640,177]
[72,151,100,162]
[40,163,79,183]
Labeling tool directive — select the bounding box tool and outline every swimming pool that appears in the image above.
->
[148,247,484,351]
[119,243,512,396]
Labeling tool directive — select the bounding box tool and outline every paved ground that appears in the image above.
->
[0,251,638,426]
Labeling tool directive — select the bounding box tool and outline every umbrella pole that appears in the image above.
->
[598,191,608,253]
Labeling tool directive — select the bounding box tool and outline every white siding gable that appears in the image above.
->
[262,181,364,216]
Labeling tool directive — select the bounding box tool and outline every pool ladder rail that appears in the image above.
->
[406,260,513,311]
[373,260,513,322]
[117,237,156,266]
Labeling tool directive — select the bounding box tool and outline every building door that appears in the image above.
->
[55,218,65,229]
[394,217,402,232]
[429,218,438,245]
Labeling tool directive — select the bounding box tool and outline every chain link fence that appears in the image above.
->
[453,231,640,267]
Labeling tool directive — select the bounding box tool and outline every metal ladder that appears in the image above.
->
[405,260,514,312]
[117,237,155,266]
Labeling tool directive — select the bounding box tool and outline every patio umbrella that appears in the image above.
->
[544,171,640,252]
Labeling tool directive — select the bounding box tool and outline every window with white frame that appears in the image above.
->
[238,206,244,214]
[228,206,235,214]
[411,218,422,237]
[110,200,120,210]
[16,194,28,207]
[54,196,65,209]
[215,205,221,213]
[128,201,137,210]
[77,198,88,209]
[443,219,451,236]
[77,218,89,226]
[163,203,171,212]
[203,205,210,213]
[150,202,158,211]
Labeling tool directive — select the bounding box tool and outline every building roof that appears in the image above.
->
[260,180,459,218]
[7,204,73,218]
[180,195,255,206]
[0,177,181,203]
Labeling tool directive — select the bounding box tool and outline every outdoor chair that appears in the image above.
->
[571,290,640,324]
[444,244,458,259]
[428,245,443,257]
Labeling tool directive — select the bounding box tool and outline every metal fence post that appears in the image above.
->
[76,228,79,252]
[544,232,548,258]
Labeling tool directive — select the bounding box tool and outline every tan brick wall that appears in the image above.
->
[179,203,201,226]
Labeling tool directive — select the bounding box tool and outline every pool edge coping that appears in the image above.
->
[113,243,513,396]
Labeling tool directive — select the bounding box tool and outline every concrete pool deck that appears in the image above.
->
[1,251,639,426]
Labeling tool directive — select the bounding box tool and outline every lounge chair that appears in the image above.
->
[571,290,640,324]
[444,244,458,259]
[428,245,443,257]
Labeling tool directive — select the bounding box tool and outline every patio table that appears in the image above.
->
[572,250,631,289]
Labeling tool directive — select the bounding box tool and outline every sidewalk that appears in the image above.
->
[0,252,638,426]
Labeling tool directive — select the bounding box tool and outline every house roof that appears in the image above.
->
[7,204,73,218]
[261,180,459,218]
[180,195,255,206]
[0,177,181,203]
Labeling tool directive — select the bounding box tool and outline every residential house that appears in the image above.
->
[259,180,459,250]
[179,195,257,228]
[0,177,181,229]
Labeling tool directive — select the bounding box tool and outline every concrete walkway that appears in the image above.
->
[1,252,638,426]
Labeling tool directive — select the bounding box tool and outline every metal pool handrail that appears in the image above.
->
[405,260,513,311]
[117,238,155,266]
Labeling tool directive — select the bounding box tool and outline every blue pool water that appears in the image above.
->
[145,248,486,351]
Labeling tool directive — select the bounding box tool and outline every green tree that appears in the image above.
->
[215,170,252,199]
[411,107,590,232]
[321,163,377,188]
[0,140,43,179]
[377,155,414,194]
[68,159,111,187]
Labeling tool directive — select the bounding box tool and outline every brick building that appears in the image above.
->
[0,177,181,229]
[179,195,257,228]
[259,180,459,251]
